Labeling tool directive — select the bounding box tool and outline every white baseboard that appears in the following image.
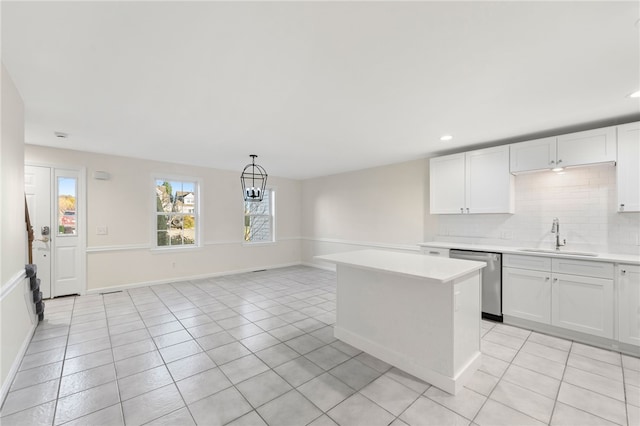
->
[0,319,37,406]
[86,261,304,295]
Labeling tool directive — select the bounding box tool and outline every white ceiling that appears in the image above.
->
[2,1,639,179]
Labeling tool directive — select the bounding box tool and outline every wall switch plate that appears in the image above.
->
[96,226,108,235]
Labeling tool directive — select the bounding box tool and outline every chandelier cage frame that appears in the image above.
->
[241,154,268,202]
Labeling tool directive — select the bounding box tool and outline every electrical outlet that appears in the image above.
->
[96,225,108,235]
[501,231,513,240]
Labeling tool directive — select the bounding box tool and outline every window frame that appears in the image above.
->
[151,174,202,251]
[243,187,275,244]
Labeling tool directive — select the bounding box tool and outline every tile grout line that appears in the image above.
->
[51,295,77,426]
[547,334,573,425]
[189,272,362,425]
[470,322,548,425]
[169,274,347,426]
[4,268,636,426]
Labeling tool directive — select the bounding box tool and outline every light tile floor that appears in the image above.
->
[1,266,638,425]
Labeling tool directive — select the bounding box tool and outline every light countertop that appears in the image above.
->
[315,249,485,283]
[418,242,640,265]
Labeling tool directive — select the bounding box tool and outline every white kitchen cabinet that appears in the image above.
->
[466,146,514,214]
[556,126,616,168]
[618,264,640,346]
[429,153,465,214]
[502,254,614,339]
[616,122,640,213]
[430,146,513,214]
[509,126,616,174]
[510,137,557,173]
[551,273,614,339]
[503,267,551,324]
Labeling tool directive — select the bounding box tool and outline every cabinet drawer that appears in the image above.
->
[421,247,450,257]
[503,254,551,271]
[551,258,614,279]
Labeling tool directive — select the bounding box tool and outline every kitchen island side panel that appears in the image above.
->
[334,264,481,394]
[452,273,482,381]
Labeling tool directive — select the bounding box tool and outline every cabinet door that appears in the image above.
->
[557,126,616,168]
[618,265,640,346]
[551,273,613,338]
[509,137,557,173]
[503,267,551,324]
[429,153,465,214]
[466,146,513,214]
[617,122,640,213]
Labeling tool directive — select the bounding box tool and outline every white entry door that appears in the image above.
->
[25,166,52,298]
[25,165,85,298]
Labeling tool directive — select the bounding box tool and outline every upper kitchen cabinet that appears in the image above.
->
[429,153,466,214]
[616,122,640,213]
[430,146,513,214]
[510,137,557,173]
[556,126,616,168]
[509,126,617,174]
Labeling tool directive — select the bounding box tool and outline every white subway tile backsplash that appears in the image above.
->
[436,164,640,255]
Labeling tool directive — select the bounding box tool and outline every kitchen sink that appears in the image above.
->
[518,248,598,257]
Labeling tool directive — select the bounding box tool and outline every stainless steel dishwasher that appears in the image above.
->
[450,249,502,322]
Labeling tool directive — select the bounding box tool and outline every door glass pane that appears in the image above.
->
[58,177,77,235]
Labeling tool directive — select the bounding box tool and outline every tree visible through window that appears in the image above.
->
[245,188,274,242]
[155,178,198,247]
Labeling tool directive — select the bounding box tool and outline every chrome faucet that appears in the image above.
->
[551,217,566,250]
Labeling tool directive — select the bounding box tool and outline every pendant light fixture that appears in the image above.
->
[241,155,268,202]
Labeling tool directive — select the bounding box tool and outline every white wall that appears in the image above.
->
[301,158,436,268]
[300,155,639,270]
[1,64,36,399]
[436,164,640,255]
[25,145,302,292]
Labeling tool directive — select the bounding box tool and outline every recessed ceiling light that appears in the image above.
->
[440,135,453,141]
[54,131,68,139]
[629,90,640,98]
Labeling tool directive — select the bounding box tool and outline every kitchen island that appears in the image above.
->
[315,249,485,395]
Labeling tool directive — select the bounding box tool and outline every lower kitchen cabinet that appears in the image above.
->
[551,273,614,339]
[618,264,640,346]
[503,267,551,324]
[503,254,615,340]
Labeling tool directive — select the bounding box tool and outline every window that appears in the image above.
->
[57,177,77,235]
[244,188,274,243]
[154,178,199,248]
